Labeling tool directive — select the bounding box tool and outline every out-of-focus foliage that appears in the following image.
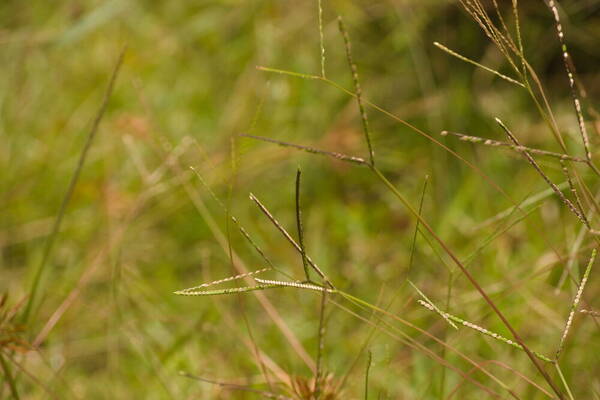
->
[1,0,599,398]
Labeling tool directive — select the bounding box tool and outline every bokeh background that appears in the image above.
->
[1,0,599,398]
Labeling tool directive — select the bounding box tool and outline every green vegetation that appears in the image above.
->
[1,1,599,398]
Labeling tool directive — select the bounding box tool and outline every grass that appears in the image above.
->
[1,0,600,398]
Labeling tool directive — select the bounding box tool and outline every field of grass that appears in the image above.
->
[1,0,600,398]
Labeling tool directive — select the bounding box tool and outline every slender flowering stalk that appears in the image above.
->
[418,300,552,363]
[556,249,596,360]
[240,134,367,165]
[295,169,311,281]
[434,42,524,87]
[440,130,585,162]
[547,0,591,160]
[338,16,375,166]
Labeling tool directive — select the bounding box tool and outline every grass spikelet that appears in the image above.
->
[174,284,285,297]
[433,42,524,87]
[240,134,367,165]
[410,281,458,330]
[177,267,271,293]
[417,300,552,363]
[440,130,585,162]
[560,160,588,225]
[555,249,596,360]
[579,309,600,317]
[253,278,335,293]
[547,0,591,160]
[337,16,375,166]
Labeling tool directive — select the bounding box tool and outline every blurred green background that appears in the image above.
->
[1,0,599,398]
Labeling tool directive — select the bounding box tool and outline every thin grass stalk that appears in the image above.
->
[241,310,275,393]
[364,350,372,400]
[433,42,524,87]
[314,289,327,399]
[554,363,575,400]
[406,175,428,282]
[226,137,239,278]
[511,0,529,82]
[0,352,20,400]
[22,47,126,322]
[295,169,311,282]
[337,16,375,166]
